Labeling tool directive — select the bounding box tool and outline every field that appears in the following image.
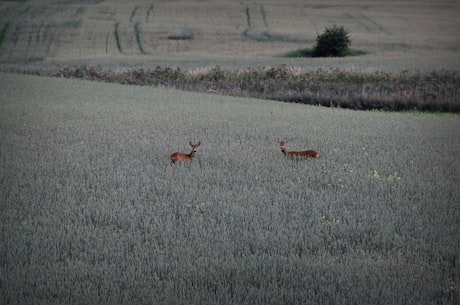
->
[1,0,459,112]
[1,72,459,304]
[0,0,459,71]
[1,0,460,304]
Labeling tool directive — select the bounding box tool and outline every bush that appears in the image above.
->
[312,25,351,57]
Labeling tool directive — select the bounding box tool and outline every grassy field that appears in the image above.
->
[26,65,457,112]
[1,72,459,304]
[0,0,459,303]
[0,0,459,71]
[1,0,459,112]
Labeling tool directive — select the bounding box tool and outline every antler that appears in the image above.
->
[171,141,201,164]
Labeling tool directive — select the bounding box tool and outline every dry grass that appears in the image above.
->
[0,0,459,70]
[10,65,457,112]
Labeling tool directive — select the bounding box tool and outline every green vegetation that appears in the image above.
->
[284,47,315,58]
[285,47,368,58]
[313,25,351,57]
[167,27,195,41]
[1,73,459,305]
[129,6,138,23]
[61,19,82,29]
[0,1,459,303]
[20,65,459,112]
[0,0,458,72]
[146,4,154,23]
[260,4,268,28]
[245,5,251,28]
[243,29,301,43]
[286,25,367,58]
[134,22,146,54]
[113,21,122,53]
[0,22,9,49]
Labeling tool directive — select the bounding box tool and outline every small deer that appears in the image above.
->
[171,141,201,164]
[280,140,320,158]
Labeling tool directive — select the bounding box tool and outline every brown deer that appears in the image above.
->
[171,141,201,164]
[280,140,320,158]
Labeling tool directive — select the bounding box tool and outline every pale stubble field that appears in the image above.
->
[0,0,459,70]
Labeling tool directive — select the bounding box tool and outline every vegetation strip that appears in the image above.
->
[129,6,139,23]
[146,4,154,23]
[260,5,268,28]
[5,65,460,112]
[245,5,251,28]
[0,23,10,49]
[113,22,122,53]
[134,22,146,54]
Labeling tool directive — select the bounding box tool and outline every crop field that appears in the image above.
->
[1,0,459,112]
[0,0,460,304]
[0,0,459,71]
[1,73,459,304]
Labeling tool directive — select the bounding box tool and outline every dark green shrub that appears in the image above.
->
[312,25,351,57]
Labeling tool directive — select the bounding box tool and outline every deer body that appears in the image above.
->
[171,142,201,164]
[280,140,319,158]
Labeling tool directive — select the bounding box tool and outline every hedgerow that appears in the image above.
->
[5,65,460,112]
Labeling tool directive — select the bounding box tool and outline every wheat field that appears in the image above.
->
[1,72,459,304]
[1,0,459,304]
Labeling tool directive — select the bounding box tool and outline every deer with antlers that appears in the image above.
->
[170,141,201,164]
[280,140,320,159]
